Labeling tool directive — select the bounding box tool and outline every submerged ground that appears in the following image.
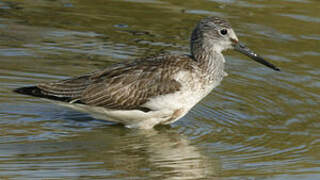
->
[0,0,319,179]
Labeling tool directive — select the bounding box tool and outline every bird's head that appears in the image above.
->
[191,16,280,71]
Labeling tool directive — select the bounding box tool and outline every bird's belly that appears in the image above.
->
[142,79,221,123]
[144,89,206,111]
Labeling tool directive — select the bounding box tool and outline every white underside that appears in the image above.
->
[51,71,226,129]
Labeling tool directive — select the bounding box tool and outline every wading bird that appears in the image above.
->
[15,17,280,129]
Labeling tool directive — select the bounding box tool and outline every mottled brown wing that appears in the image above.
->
[36,55,194,110]
[80,56,184,110]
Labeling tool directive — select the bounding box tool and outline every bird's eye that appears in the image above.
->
[220,29,228,35]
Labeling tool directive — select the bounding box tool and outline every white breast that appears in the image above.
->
[142,71,223,123]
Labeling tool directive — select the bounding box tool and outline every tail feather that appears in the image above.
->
[14,75,92,103]
[14,86,73,102]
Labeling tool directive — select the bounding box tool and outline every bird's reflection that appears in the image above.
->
[78,126,221,180]
[134,128,221,180]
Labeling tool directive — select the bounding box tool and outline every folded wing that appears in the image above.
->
[16,55,192,111]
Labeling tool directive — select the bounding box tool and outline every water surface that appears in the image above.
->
[0,0,319,179]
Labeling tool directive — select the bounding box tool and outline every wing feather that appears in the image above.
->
[34,55,195,110]
[37,75,92,97]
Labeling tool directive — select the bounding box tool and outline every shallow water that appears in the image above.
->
[0,0,319,179]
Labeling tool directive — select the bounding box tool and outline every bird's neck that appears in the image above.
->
[192,45,225,76]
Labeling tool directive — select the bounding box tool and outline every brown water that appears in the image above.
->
[0,0,319,179]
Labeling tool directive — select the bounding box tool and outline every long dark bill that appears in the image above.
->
[234,43,280,71]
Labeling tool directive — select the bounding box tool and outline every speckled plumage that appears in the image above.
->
[14,16,279,129]
[38,55,198,110]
